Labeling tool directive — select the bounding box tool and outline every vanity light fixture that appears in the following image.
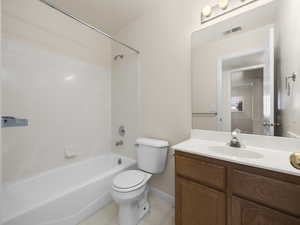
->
[202,5,212,17]
[219,0,229,10]
[201,0,259,24]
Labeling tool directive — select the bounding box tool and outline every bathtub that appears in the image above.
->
[2,154,136,225]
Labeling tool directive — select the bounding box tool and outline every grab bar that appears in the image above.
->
[1,116,28,128]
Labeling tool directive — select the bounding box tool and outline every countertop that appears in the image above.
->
[172,138,300,177]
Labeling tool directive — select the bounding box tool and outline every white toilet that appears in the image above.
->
[112,138,169,225]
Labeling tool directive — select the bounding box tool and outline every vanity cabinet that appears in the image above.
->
[175,152,300,225]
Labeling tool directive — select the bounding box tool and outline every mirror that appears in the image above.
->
[191,0,300,138]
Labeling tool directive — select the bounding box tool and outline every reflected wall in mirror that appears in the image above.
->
[191,0,300,138]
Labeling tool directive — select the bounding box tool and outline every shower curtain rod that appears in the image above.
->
[38,0,140,54]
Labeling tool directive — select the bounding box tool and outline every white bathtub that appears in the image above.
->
[2,154,136,225]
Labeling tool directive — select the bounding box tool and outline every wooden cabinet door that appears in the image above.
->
[176,176,226,225]
[232,197,300,225]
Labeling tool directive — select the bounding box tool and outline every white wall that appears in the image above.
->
[0,0,3,222]
[115,0,201,196]
[2,0,112,183]
[277,0,300,137]
[114,0,274,196]
[0,0,2,182]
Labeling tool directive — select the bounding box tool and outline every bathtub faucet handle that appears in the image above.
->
[115,140,124,147]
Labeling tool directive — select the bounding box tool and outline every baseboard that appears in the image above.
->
[150,187,175,206]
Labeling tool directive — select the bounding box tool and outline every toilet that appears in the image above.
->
[112,138,169,225]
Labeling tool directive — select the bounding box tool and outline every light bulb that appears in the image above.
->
[219,0,229,10]
[202,5,212,17]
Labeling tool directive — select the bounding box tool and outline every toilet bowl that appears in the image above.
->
[111,138,169,225]
[112,170,152,225]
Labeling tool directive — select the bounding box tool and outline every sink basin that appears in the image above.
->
[209,146,264,159]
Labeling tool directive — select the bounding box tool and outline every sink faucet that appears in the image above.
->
[229,129,243,148]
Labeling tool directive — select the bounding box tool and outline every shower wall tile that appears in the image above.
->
[2,0,112,183]
[111,44,140,160]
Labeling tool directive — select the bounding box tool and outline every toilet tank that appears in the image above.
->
[136,138,169,174]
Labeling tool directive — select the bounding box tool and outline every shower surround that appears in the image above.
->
[2,0,112,183]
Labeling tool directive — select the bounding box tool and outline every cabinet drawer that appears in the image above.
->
[232,169,300,217]
[176,155,226,190]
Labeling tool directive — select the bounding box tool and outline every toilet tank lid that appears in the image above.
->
[136,138,169,148]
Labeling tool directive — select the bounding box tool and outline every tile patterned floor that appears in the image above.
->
[78,193,175,225]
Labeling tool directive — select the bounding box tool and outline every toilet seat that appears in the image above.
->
[113,170,151,193]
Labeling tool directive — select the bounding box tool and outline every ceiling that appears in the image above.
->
[46,0,161,34]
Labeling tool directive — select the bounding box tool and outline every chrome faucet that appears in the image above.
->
[229,129,242,148]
